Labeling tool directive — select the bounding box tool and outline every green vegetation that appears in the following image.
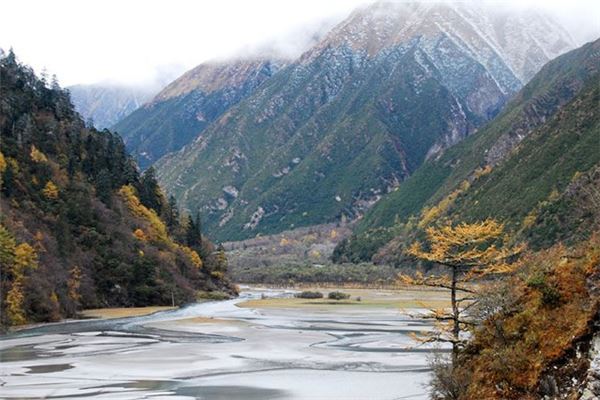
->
[196,290,232,301]
[232,262,397,286]
[157,40,509,242]
[114,93,218,169]
[114,61,281,169]
[336,39,600,264]
[0,51,235,329]
[294,291,324,299]
[327,291,351,300]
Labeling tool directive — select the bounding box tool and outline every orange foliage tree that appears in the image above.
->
[400,219,523,361]
[6,243,38,325]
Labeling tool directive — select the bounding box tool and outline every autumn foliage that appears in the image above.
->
[456,235,599,399]
[0,50,235,328]
[0,225,38,326]
[401,219,523,359]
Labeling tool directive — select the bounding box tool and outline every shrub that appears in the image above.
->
[295,291,324,299]
[328,291,351,300]
[526,273,561,307]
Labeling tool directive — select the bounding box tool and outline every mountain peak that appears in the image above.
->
[303,1,574,83]
[152,58,288,103]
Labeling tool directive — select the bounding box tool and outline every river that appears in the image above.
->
[0,287,444,399]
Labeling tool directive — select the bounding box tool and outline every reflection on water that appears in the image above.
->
[0,344,47,362]
[176,385,287,399]
[26,363,74,374]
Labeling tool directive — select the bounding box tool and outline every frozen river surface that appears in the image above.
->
[0,288,440,399]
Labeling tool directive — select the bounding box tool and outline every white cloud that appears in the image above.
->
[0,0,598,86]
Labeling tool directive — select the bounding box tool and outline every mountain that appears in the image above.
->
[334,38,600,264]
[113,58,287,169]
[68,67,182,131]
[68,83,157,130]
[155,1,574,242]
[0,51,234,327]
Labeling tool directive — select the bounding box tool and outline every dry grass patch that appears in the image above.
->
[238,287,450,310]
[81,306,176,319]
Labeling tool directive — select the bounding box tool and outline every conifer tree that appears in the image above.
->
[166,195,180,230]
[138,167,162,213]
[195,212,202,247]
[215,243,228,273]
[185,214,201,248]
[400,219,523,361]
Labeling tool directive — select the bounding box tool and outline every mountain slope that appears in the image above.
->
[335,38,599,264]
[156,1,574,242]
[0,52,234,327]
[113,59,286,169]
[68,83,157,130]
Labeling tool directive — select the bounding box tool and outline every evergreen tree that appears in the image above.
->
[95,168,112,204]
[51,74,60,91]
[138,167,162,213]
[6,48,16,65]
[166,195,180,229]
[185,214,200,248]
[215,243,228,273]
[195,211,202,247]
[1,164,15,197]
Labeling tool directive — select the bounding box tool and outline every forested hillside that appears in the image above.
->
[334,38,600,264]
[0,51,235,329]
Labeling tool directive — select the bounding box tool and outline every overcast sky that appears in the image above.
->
[1,0,598,87]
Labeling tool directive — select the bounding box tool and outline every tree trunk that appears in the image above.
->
[451,265,460,364]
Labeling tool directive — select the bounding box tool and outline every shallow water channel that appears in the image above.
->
[0,288,443,399]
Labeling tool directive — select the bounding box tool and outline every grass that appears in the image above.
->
[80,306,176,319]
[238,287,450,310]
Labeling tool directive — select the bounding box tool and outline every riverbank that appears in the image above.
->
[237,286,450,310]
[80,306,177,319]
[0,287,439,399]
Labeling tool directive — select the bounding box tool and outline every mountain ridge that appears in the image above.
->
[155,1,574,242]
[333,38,600,264]
[69,83,156,129]
[114,58,287,169]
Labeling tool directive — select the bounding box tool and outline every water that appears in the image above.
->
[0,288,441,399]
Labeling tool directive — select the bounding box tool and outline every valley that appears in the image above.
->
[1,1,599,399]
[0,287,444,400]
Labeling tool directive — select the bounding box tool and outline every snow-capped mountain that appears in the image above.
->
[310,2,573,83]
[154,1,575,241]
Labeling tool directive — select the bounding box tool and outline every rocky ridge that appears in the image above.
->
[156,1,574,241]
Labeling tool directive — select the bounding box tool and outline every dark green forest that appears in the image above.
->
[0,51,235,328]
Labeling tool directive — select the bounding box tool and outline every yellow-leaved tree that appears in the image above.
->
[30,145,48,163]
[5,241,38,326]
[0,151,6,188]
[42,180,59,200]
[400,219,523,362]
[67,265,83,315]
